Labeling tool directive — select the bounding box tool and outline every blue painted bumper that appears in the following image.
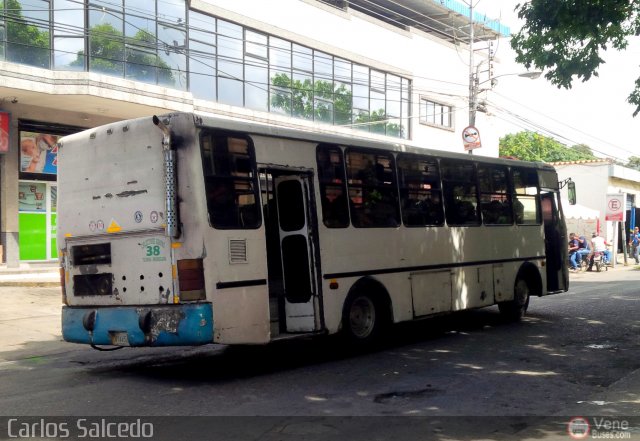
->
[62,303,213,346]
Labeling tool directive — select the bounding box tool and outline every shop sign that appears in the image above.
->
[20,130,59,175]
[0,112,9,153]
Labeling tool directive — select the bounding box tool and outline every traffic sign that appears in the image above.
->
[605,193,624,221]
[462,125,482,151]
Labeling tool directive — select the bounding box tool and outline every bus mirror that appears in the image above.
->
[567,181,576,205]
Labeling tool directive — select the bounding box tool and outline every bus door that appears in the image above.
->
[274,174,320,333]
[541,190,569,292]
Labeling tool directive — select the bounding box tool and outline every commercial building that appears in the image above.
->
[0,0,508,264]
[553,159,640,253]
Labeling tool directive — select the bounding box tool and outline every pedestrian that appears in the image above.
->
[568,233,580,271]
[629,226,640,264]
[588,232,612,271]
[576,234,591,266]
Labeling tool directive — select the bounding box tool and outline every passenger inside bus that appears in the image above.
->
[206,178,239,228]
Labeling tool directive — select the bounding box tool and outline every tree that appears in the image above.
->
[511,0,640,116]
[270,73,403,136]
[499,131,597,162]
[72,24,174,85]
[570,143,594,158]
[4,0,50,68]
[627,156,640,171]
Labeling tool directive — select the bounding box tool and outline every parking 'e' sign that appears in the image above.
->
[605,193,624,221]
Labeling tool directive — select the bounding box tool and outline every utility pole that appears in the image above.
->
[468,0,475,155]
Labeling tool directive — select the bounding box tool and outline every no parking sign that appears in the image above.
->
[462,126,481,151]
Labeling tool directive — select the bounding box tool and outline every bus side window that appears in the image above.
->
[200,132,261,229]
[441,160,480,226]
[478,165,513,225]
[316,144,349,228]
[346,148,400,228]
[512,168,540,225]
[397,153,444,227]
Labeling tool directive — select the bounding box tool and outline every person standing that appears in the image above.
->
[629,226,640,264]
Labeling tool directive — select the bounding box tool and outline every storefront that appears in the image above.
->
[17,121,79,262]
[18,181,57,260]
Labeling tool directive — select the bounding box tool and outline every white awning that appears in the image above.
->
[562,200,600,219]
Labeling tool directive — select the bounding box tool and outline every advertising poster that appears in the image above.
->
[20,131,59,175]
[0,112,9,153]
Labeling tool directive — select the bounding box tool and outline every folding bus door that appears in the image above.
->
[275,174,320,333]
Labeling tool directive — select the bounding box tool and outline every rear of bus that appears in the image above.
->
[58,114,213,347]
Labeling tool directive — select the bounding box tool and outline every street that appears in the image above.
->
[1,267,640,440]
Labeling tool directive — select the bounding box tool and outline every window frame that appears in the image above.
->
[345,147,400,228]
[419,97,454,130]
[316,143,350,228]
[511,166,541,226]
[396,152,444,227]
[441,159,481,227]
[477,164,514,226]
[199,129,262,230]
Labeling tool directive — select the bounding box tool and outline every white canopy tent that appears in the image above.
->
[562,199,600,239]
[561,200,600,220]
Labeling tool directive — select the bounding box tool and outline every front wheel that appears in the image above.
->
[342,292,387,346]
[499,277,530,322]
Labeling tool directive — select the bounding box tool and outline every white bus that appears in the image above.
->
[58,112,569,348]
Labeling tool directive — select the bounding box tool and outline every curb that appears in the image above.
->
[0,281,60,288]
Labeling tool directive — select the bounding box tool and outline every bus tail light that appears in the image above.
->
[177,258,206,301]
[60,267,68,305]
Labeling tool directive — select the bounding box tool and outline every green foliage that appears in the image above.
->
[499,131,597,162]
[5,0,50,68]
[72,24,174,84]
[270,73,403,136]
[626,156,640,171]
[511,0,640,116]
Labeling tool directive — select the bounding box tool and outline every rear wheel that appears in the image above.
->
[342,291,388,346]
[499,277,530,322]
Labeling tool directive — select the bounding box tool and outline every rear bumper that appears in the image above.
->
[62,303,213,346]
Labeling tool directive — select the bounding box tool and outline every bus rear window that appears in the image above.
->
[200,132,261,229]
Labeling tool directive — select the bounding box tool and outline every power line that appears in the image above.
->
[6,0,628,159]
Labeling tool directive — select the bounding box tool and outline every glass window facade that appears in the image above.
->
[420,98,453,128]
[0,0,411,138]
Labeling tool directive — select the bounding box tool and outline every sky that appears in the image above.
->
[471,0,640,163]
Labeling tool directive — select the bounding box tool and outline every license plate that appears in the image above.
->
[109,331,130,346]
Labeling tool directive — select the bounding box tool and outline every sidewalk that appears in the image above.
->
[0,262,60,287]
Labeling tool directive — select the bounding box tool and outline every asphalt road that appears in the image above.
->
[1,267,640,440]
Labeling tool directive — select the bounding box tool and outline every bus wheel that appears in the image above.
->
[342,292,386,346]
[499,277,530,322]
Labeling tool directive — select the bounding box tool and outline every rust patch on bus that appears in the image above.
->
[116,190,148,198]
[137,308,186,341]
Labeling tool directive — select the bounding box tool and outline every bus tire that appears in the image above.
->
[341,288,389,347]
[499,276,531,322]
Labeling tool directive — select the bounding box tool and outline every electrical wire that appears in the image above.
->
[4,0,631,158]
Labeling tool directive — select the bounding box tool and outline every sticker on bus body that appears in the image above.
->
[141,238,167,262]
